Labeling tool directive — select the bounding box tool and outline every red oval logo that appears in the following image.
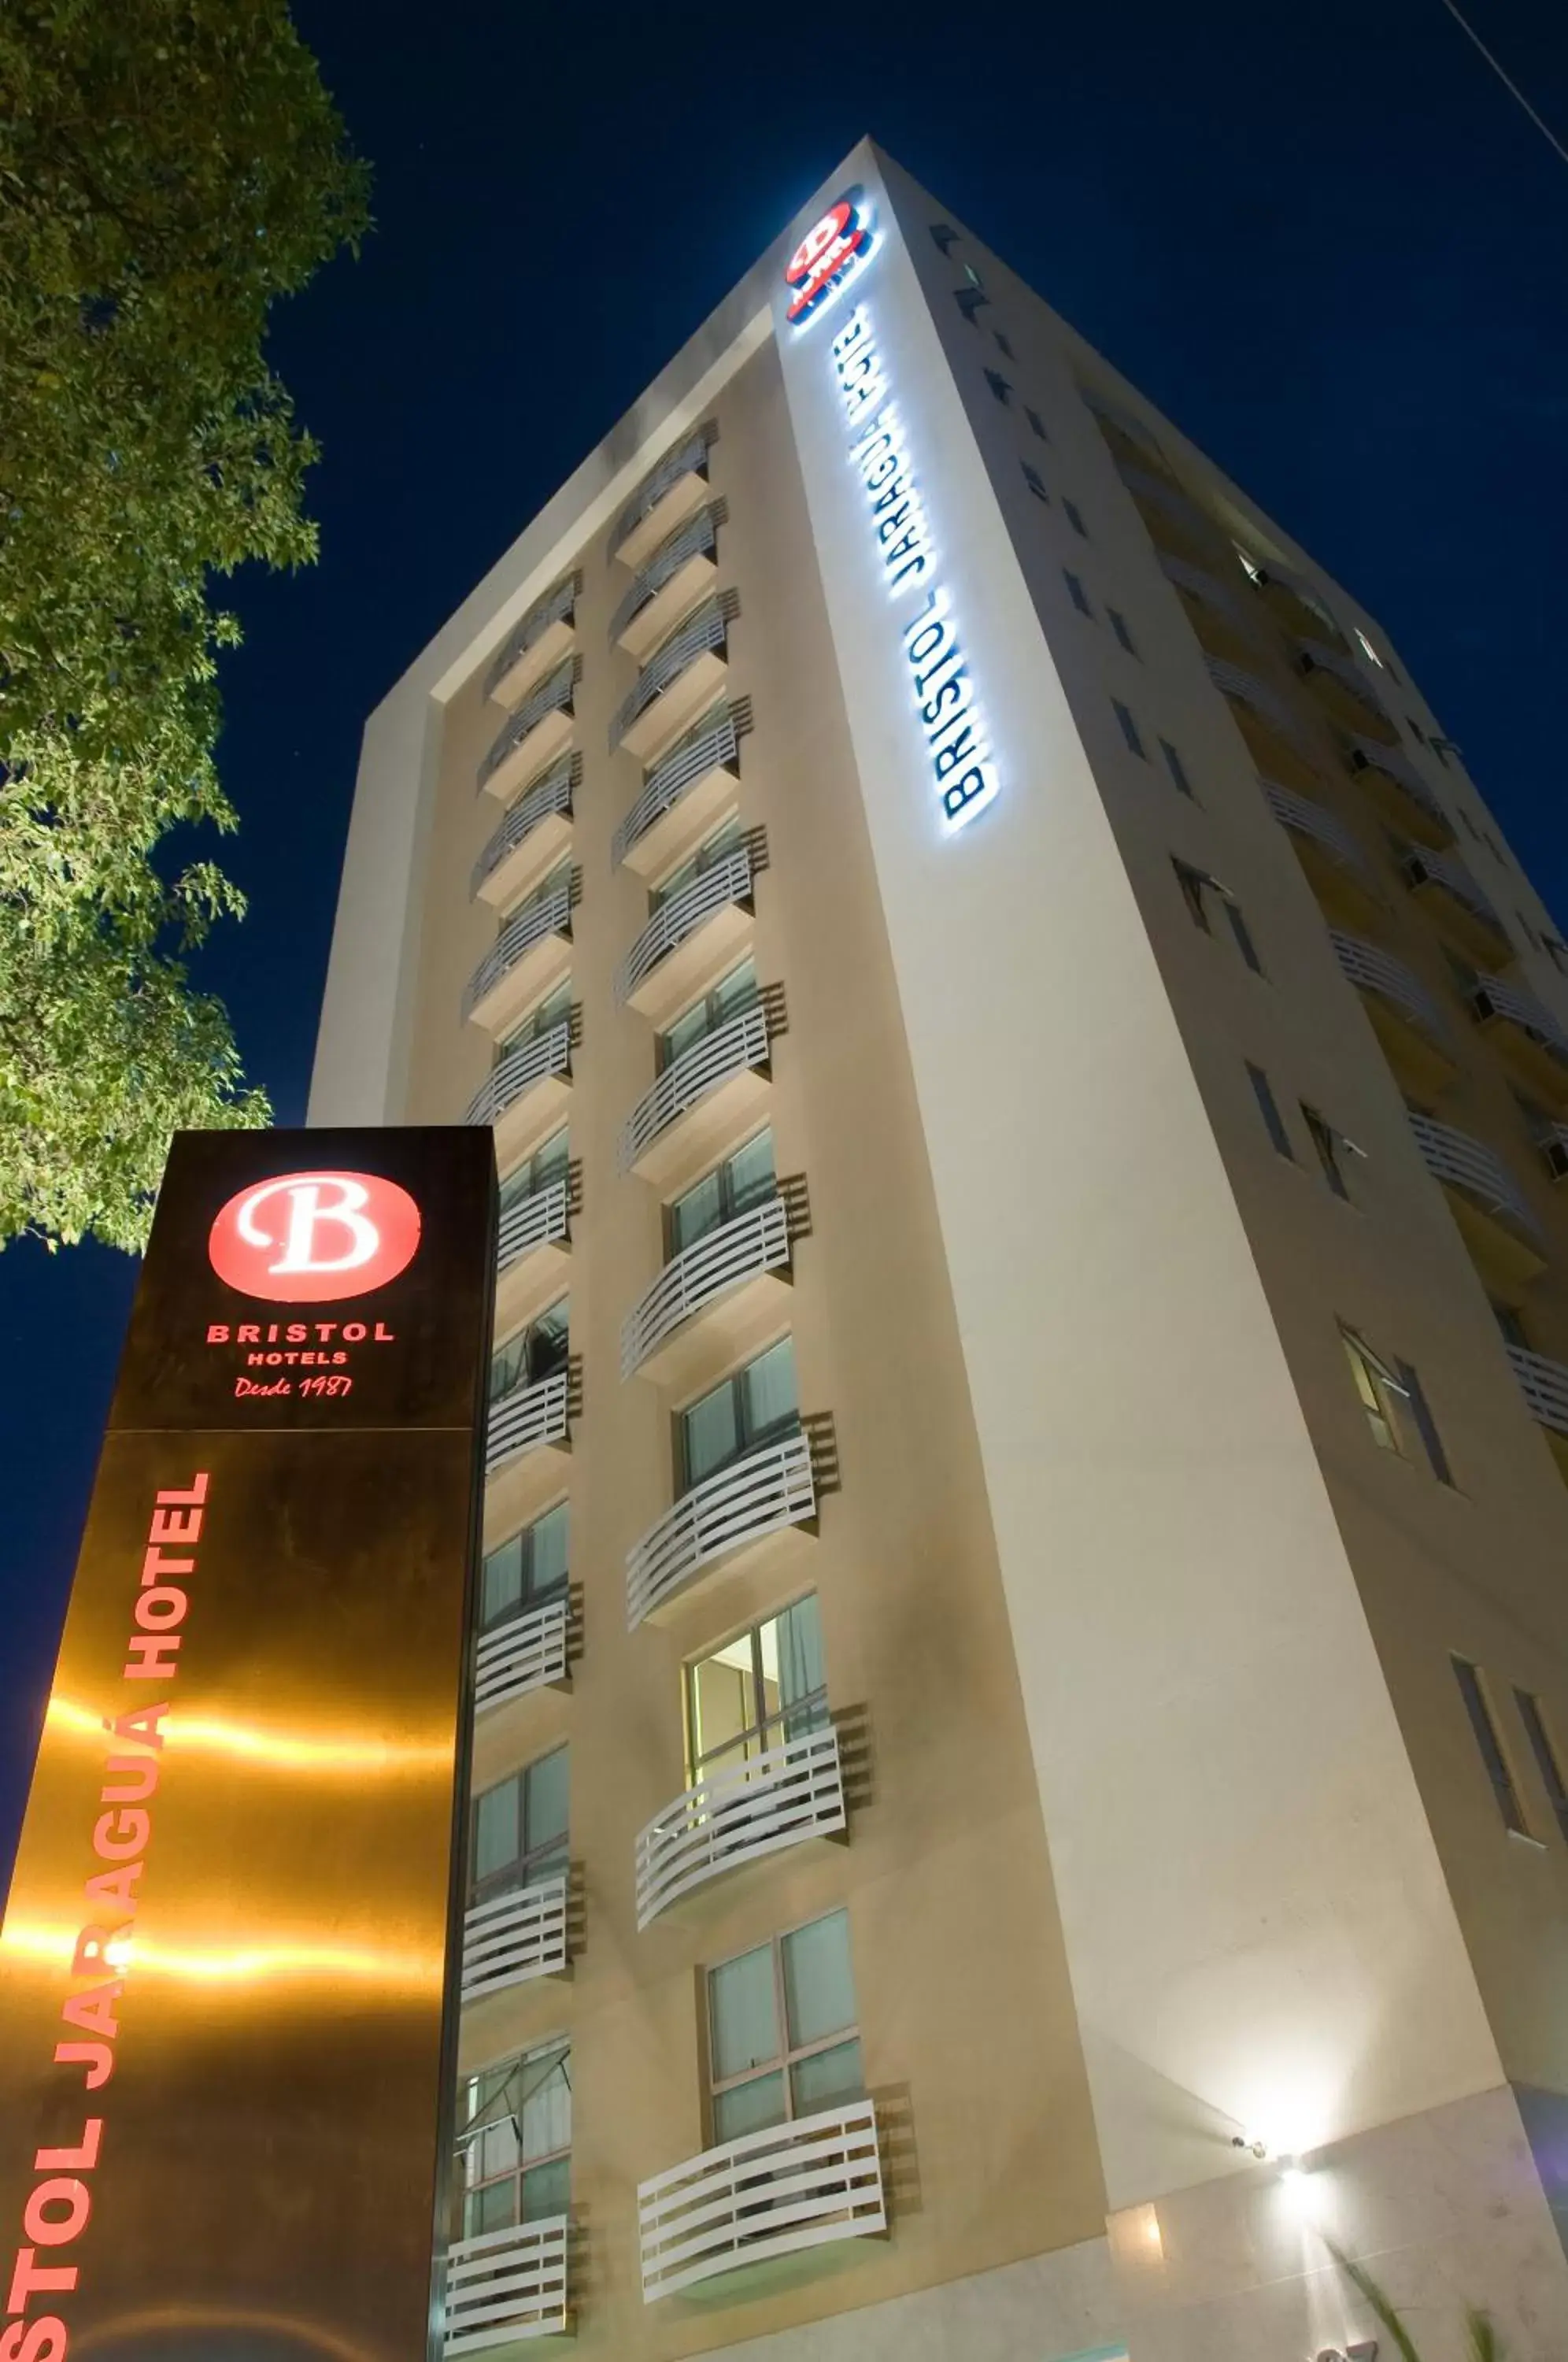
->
[208,1170,422,1303]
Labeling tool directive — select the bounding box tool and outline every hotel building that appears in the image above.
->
[309,139,1568,2362]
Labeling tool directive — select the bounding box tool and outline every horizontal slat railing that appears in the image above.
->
[472,761,574,898]
[460,1874,569,2002]
[609,506,720,643]
[497,1181,569,1278]
[1085,388,1166,457]
[1474,972,1568,1067]
[1329,930,1449,1044]
[615,847,753,1008]
[612,705,746,870]
[1403,846,1502,929]
[1297,635,1389,716]
[1261,779,1373,878]
[467,1026,571,1130]
[627,1430,815,1630]
[475,1597,570,1717]
[1119,462,1219,543]
[1345,734,1448,826]
[1159,550,1254,631]
[486,1371,569,1477]
[634,1727,845,1929]
[1206,657,1311,753]
[483,573,579,703]
[443,2215,568,2353]
[610,596,734,752]
[638,2100,884,2304]
[478,663,577,795]
[1507,1345,1568,1438]
[609,430,711,560]
[621,1197,789,1379]
[618,1003,770,1174]
[464,885,571,1020]
[1407,1113,1540,1238]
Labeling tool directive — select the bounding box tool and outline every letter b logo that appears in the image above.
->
[208,1171,422,1302]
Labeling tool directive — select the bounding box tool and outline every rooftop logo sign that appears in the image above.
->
[784,197,871,325]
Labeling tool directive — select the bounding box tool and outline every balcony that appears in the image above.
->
[472,758,575,912]
[611,428,714,572]
[638,2101,885,2305]
[461,1875,569,2005]
[1119,463,1224,565]
[483,573,580,710]
[612,594,738,765]
[611,505,723,659]
[1473,974,1568,1109]
[486,1370,570,1539]
[622,1197,791,1389]
[1402,846,1511,968]
[618,1002,771,1194]
[1261,779,1383,931]
[1159,551,1264,663]
[635,1727,845,1931]
[467,1026,572,1169]
[1250,562,1348,650]
[444,2216,569,2353]
[1085,387,1174,474]
[1296,638,1396,739]
[1407,1112,1544,1290]
[1506,1345,1568,1479]
[479,664,579,804]
[1206,657,1317,790]
[1330,930,1457,1095]
[495,1182,571,1340]
[612,701,753,879]
[615,845,757,1027]
[627,1429,815,1631]
[475,1597,571,1720]
[464,885,572,1038]
[1345,735,1454,850]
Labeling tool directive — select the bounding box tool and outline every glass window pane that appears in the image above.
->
[478,2108,519,2182]
[520,2047,571,2162]
[474,2179,517,2237]
[481,1533,524,1629]
[743,1337,797,1442]
[713,2070,786,2145]
[712,957,756,1023]
[523,1747,569,1853]
[781,1910,856,2049]
[775,1596,826,1730]
[671,1169,723,1254]
[688,1644,756,1777]
[490,1331,527,1403]
[682,1379,739,1488]
[520,2155,570,2223]
[708,1942,779,2082]
[527,1502,568,1600]
[533,1128,570,1192]
[728,1130,775,1212]
[475,1779,520,1881]
[790,2037,864,2119]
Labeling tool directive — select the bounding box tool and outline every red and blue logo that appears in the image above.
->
[785,198,871,325]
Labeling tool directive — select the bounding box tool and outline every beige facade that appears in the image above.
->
[312,140,1568,2362]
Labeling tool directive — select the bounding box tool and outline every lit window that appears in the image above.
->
[1247,1064,1293,1161]
[1341,1327,1400,1453]
[707,1910,862,2143]
[1234,546,1264,583]
[1354,628,1385,668]
[472,1745,569,1904]
[1063,498,1089,538]
[669,1130,775,1255]
[985,368,1013,406]
[1172,860,1262,972]
[1024,405,1049,441]
[1108,607,1137,656]
[1339,1327,1452,1482]
[1302,1105,1350,1200]
[1492,1299,1531,1351]
[1452,1659,1529,1836]
[679,1336,799,1492]
[1514,1690,1568,1842]
[1159,738,1196,799]
[454,2040,571,2239]
[1021,460,1050,502]
[686,1595,828,1783]
[1112,699,1146,758]
[481,1501,568,1633]
[1064,569,1093,617]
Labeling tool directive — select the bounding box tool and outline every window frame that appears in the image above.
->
[1112,698,1147,759]
[453,2038,572,2241]
[1514,1690,1568,1842]
[1301,1105,1350,1200]
[1108,606,1138,657]
[659,956,759,1072]
[705,1908,863,2144]
[683,1592,830,1785]
[490,1294,570,1404]
[1062,498,1089,538]
[1159,737,1196,799]
[1246,1064,1294,1161]
[471,1744,570,1906]
[677,1335,800,1494]
[1064,568,1093,617]
[1452,1658,1530,1837]
[480,1500,570,1635]
[667,1127,776,1257]
[498,1125,570,1216]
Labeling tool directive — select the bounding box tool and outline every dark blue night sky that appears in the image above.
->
[4,0,1566,1877]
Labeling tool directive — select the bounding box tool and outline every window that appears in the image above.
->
[497,980,572,1065]
[1514,1691,1568,1842]
[1021,460,1049,503]
[707,1910,862,2144]
[1234,545,1264,583]
[1340,1327,1451,1481]
[660,957,758,1070]
[1024,405,1048,441]
[994,330,1015,360]
[930,224,959,254]
[679,1336,798,1492]
[686,1595,828,1782]
[1173,860,1262,972]
[984,368,1012,406]
[1399,1358,1453,1484]
[1302,1105,1350,1199]
[1108,607,1137,656]
[1159,738,1196,800]
[670,1130,775,1256]
[1341,1327,1400,1454]
[454,2041,571,2239]
[1354,628,1385,669]
[1406,714,1426,745]
[1452,1659,1528,1836]
[1247,1064,1293,1161]
[962,261,984,291]
[1063,498,1088,538]
[490,1298,569,1405]
[504,855,571,925]
[1493,1300,1531,1351]
[653,813,743,913]
[1111,699,1146,758]
[1064,569,1093,617]
[955,286,988,324]
[472,1745,569,1904]
[499,1127,569,1218]
[481,1501,568,1634]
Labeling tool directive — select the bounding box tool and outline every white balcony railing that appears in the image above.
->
[1261,779,1374,879]
[472,761,574,899]
[1407,1113,1541,1242]
[1346,735,1449,829]
[444,2215,569,2353]
[1297,636,1389,721]
[1206,657,1311,756]
[1403,846,1503,932]
[486,1370,569,1479]
[475,1597,571,1717]
[497,1181,569,1281]
[610,595,734,753]
[464,886,571,1021]
[627,1430,815,1630]
[634,1726,845,1929]
[1120,463,1219,547]
[1474,973,1568,1071]
[1507,1346,1568,1438]
[483,574,579,704]
[612,705,748,871]
[1085,387,1166,460]
[638,2101,885,2304]
[609,506,720,645]
[1329,931,1450,1046]
[468,1026,572,1131]
[460,1874,569,2003]
[621,1197,790,1379]
[618,1003,770,1175]
[478,664,576,796]
[609,430,712,561]
[1159,550,1256,635]
[614,847,753,1008]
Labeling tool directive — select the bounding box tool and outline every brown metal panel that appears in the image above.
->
[0,1127,495,2362]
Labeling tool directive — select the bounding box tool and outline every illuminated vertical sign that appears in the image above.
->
[0,1126,495,2362]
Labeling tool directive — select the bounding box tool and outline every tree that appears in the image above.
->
[0,0,370,1250]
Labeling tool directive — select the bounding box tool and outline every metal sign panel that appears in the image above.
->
[0,1126,496,2362]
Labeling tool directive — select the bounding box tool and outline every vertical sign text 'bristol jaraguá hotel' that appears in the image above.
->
[0,1127,496,2362]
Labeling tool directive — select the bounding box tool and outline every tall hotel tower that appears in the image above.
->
[311,140,1568,2362]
